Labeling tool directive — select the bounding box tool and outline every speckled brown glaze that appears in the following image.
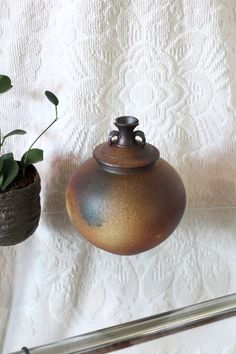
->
[66,117,186,255]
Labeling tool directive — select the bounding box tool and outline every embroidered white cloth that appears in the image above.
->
[0,1,236,353]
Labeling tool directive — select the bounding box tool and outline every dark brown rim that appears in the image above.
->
[115,116,139,127]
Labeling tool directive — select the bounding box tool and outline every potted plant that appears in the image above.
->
[0,74,59,246]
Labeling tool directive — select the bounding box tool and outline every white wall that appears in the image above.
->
[0,1,236,353]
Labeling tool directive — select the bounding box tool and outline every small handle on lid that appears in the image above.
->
[108,130,120,145]
[134,130,146,146]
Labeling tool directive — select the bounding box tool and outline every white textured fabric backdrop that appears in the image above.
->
[0,1,236,353]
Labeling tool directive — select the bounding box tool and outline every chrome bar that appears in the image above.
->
[10,293,236,354]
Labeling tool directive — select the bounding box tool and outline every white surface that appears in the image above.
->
[0,1,236,353]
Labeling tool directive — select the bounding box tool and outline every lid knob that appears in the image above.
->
[108,116,146,147]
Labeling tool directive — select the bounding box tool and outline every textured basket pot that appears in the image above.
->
[66,116,186,255]
[0,165,41,246]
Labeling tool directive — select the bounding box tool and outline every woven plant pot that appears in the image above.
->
[0,165,41,246]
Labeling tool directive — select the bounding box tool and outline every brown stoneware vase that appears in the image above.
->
[66,116,186,255]
[0,165,41,246]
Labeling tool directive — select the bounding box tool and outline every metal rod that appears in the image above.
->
[9,293,236,354]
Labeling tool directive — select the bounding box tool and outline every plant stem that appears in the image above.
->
[0,130,5,155]
[1,135,6,148]
[23,105,58,172]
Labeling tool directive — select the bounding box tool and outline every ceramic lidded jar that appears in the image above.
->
[65,116,186,255]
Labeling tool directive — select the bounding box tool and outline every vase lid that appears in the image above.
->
[93,116,159,170]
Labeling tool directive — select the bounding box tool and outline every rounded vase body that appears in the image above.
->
[66,117,186,255]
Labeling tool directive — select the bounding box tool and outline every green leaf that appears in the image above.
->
[1,153,14,160]
[45,91,59,106]
[0,75,12,94]
[1,159,19,191]
[21,148,43,167]
[0,173,4,188]
[0,157,3,172]
[4,129,27,140]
